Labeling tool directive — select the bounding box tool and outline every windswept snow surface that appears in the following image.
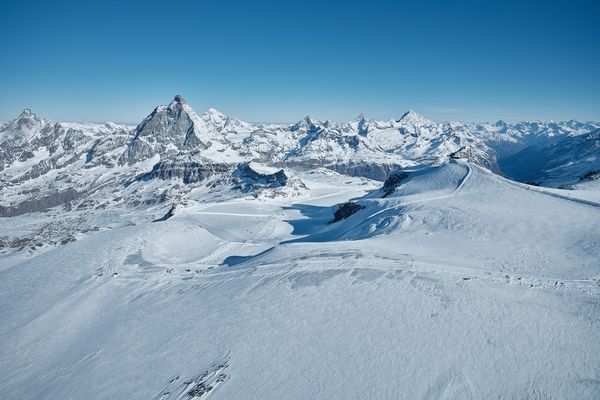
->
[1,161,600,399]
[1,97,600,398]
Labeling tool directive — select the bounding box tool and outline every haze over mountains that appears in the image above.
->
[1,96,600,399]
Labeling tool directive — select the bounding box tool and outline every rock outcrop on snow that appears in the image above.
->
[330,201,365,223]
[382,172,410,197]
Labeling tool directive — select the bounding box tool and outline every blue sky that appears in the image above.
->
[1,0,599,123]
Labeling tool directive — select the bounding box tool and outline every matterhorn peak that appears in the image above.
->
[165,95,189,110]
[173,95,186,105]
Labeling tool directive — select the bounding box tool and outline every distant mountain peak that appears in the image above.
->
[173,95,186,104]
[291,115,318,131]
[203,107,227,119]
[19,108,35,119]
[398,109,432,125]
[353,113,367,122]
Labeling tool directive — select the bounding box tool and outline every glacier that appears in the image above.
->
[0,96,599,399]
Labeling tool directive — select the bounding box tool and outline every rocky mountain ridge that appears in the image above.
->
[1,95,598,219]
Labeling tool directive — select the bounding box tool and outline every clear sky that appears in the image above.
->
[1,0,599,124]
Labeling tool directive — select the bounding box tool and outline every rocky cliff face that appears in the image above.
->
[137,159,233,184]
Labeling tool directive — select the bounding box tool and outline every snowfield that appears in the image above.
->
[1,98,600,399]
[1,161,599,399]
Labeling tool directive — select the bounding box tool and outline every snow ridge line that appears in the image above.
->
[365,162,472,221]
[477,165,600,209]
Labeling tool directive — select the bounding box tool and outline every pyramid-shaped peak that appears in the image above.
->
[173,95,186,104]
[398,109,432,125]
[301,115,320,125]
[291,115,319,131]
[352,113,367,122]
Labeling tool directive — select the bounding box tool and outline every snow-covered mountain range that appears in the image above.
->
[1,96,600,399]
[1,95,598,253]
[1,95,598,214]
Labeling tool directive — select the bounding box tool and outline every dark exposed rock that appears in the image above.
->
[232,162,288,191]
[18,151,35,162]
[119,137,155,165]
[153,204,176,222]
[450,145,499,172]
[580,170,600,181]
[188,383,213,397]
[330,201,365,223]
[326,162,403,181]
[136,161,233,184]
[10,237,32,248]
[119,96,210,165]
[0,189,80,217]
[60,235,76,245]
[382,172,410,197]
[275,160,403,181]
[25,158,56,180]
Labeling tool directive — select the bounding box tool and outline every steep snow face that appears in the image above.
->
[1,161,599,399]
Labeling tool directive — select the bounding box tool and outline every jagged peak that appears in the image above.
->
[291,115,319,131]
[353,113,367,122]
[398,109,432,125]
[173,95,186,104]
[19,108,35,119]
[0,108,44,138]
[164,95,189,111]
[14,108,44,124]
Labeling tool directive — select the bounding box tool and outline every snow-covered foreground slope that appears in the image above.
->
[1,162,599,399]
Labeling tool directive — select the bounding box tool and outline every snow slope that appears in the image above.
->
[1,161,599,399]
[1,97,600,398]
